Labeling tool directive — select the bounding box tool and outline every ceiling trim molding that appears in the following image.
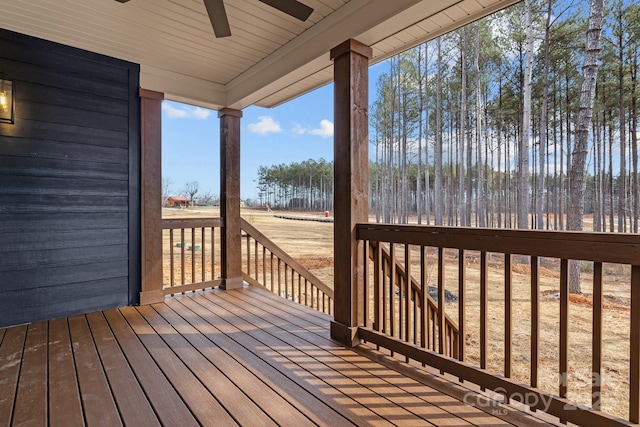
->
[141,65,227,110]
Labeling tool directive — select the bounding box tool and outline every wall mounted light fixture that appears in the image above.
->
[0,79,14,124]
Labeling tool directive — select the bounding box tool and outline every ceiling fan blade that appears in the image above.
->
[203,0,232,38]
[258,0,313,21]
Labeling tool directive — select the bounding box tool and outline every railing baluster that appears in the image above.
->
[382,245,388,335]
[593,261,603,411]
[363,240,369,327]
[284,264,288,300]
[311,283,315,309]
[458,248,465,362]
[559,258,568,398]
[181,228,185,285]
[169,229,174,287]
[390,243,396,339]
[246,233,251,277]
[191,227,195,286]
[404,244,410,344]
[505,253,512,379]
[254,240,259,281]
[277,259,282,297]
[201,227,206,282]
[531,255,539,388]
[398,246,403,341]
[322,292,326,313]
[630,265,640,423]
[420,246,427,349]
[480,251,487,370]
[270,253,274,292]
[211,227,216,280]
[374,242,382,332]
[413,287,417,345]
[431,305,436,352]
[262,246,266,286]
[438,247,445,356]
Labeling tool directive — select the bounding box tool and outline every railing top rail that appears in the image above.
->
[162,217,222,230]
[357,223,640,265]
[241,217,334,299]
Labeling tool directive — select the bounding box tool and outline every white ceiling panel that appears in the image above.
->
[0,0,519,110]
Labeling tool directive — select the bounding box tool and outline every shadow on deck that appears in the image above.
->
[0,286,560,426]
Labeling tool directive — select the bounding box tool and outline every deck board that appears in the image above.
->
[0,285,558,427]
[85,311,159,427]
[102,308,199,427]
[48,318,83,427]
[12,322,48,426]
[136,304,280,427]
[237,286,554,426]
[119,306,238,426]
[200,291,451,426]
[69,315,122,427]
[150,302,321,427]
[216,290,488,426]
[0,325,26,426]
[164,297,355,427]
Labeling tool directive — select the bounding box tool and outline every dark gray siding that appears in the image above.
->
[0,29,140,327]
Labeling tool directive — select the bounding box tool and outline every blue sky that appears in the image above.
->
[161,61,389,200]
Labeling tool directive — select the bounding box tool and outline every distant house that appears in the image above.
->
[165,196,190,208]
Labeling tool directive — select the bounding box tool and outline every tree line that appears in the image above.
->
[256,159,334,211]
[371,0,636,237]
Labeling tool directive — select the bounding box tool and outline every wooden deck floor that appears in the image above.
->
[0,285,559,426]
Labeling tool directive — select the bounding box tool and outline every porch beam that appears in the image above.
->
[330,39,372,346]
[219,108,243,290]
[139,88,165,305]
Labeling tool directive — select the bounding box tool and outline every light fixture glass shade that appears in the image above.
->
[0,79,14,124]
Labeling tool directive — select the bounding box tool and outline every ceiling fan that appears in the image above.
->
[115,0,314,38]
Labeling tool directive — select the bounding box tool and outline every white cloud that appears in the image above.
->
[292,124,307,135]
[309,119,334,138]
[293,119,334,138]
[248,116,282,135]
[162,103,211,120]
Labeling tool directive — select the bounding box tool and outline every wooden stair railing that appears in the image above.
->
[241,218,334,315]
[370,241,459,358]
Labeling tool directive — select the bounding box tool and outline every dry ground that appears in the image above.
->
[162,207,632,420]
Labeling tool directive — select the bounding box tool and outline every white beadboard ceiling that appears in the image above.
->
[0,0,518,110]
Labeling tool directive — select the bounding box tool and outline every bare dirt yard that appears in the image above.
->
[162,207,632,420]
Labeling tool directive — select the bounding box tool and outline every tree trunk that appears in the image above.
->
[618,20,627,233]
[435,36,444,225]
[518,0,533,229]
[567,0,605,294]
[417,44,424,225]
[425,44,431,225]
[538,0,552,230]
[459,29,468,226]
[475,22,486,227]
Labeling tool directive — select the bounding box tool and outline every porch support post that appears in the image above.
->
[219,108,243,290]
[330,39,372,346]
[139,88,165,305]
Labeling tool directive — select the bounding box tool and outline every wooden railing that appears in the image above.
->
[370,241,459,358]
[357,223,640,426]
[241,218,334,315]
[162,218,222,295]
